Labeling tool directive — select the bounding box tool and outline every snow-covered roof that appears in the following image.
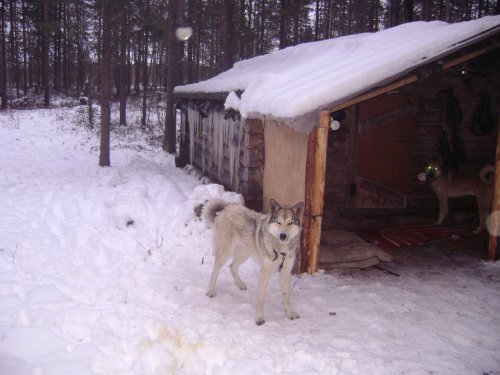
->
[175,16,500,132]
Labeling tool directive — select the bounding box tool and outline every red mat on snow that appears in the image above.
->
[357,223,474,250]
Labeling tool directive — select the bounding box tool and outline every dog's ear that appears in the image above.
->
[292,202,304,218]
[269,199,280,215]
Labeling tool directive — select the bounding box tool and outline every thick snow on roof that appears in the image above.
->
[175,16,500,131]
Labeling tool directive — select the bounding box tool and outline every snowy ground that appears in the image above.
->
[1,106,499,375]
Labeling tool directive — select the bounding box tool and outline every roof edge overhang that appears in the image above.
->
[173,91,229,102]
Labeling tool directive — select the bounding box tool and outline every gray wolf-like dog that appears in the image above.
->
[203,198,304,325]
[422,160,494,233]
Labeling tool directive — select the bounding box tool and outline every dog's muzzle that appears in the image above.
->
[279,233,288,241]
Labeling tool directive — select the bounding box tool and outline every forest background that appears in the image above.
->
[0,0,498,162]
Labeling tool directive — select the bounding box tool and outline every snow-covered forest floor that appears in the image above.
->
[1,100,499,374]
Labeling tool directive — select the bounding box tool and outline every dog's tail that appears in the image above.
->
[202,199,228,228]
[479,165,495,184]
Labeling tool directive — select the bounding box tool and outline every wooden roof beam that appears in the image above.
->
[441,41,500,70]
[329,75,418,113]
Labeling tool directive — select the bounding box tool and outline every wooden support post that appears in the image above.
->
[306,111,330,274]
[487,116,500,261]
[299,131,315,274]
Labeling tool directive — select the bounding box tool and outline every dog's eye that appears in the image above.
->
[288,220,294,225]
[276,220,282,225]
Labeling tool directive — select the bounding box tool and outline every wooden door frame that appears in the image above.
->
[487,116,500,261]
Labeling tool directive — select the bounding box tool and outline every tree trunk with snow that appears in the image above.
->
[119,1,128,127]
[99,0,111,167]
[164,0,186,154]
[141,0,149,128]
[0,0,7,109]
[42,0,50,107]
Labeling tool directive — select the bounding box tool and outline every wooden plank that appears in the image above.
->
[487,116,500,261]
[344,106,359,210]
[307,111,330,274]
[329,75,418,113]
[262,119,309,273]
[442,42,500,70]
[262,120,309,212]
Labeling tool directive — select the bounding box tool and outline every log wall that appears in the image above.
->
[180,104,264,211]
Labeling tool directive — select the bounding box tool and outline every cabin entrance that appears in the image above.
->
[349,94,417,209]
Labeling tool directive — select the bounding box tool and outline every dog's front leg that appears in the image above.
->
[279,257,300,321]
[437,194,448,225]
[474,194,489,233]
[255,268,271,325]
